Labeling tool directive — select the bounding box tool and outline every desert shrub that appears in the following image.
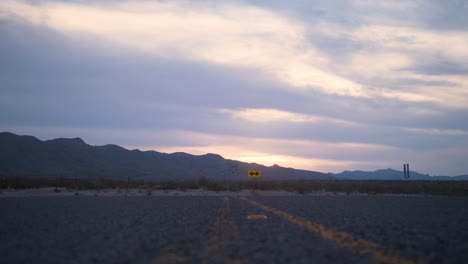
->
[1,176,468,196]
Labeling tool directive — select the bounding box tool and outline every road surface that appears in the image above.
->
[1,195,467,263]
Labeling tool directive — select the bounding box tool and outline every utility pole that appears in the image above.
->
[403,163,410,195]
[403,163,410,180]
[406,164,410,179]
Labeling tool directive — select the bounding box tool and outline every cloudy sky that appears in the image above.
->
[1,0,467,176]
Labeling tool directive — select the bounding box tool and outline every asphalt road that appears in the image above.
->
[1,195,467,264]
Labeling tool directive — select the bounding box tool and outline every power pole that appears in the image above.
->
[403,163,410,180]
[406,164,410,179]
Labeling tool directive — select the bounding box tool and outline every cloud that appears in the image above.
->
[336,25,468,108]
[405,59,468,76]
[218,108,321,123]
[96,128,402,173]
[0,0,367,97]
[353,0,417,10]
[403,127,468,136]
[3,0,468,108]
[1,0,468,176]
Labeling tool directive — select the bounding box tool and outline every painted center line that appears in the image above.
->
[240,197,424,264]
[154,197,245,264]
[200,196,246,264]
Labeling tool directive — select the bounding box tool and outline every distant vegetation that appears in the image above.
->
[2,176,468,196]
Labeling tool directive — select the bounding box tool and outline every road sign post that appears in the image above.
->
[248,170,262,178]
[229,163,237,192]
[248,170,262,192]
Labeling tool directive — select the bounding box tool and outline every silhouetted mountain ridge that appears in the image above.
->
[0,132,330,180]
[47,137,86,145]
[334,168,468,181]
[2,132,466,181]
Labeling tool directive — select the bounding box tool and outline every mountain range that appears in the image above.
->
[1,132,467,181]
[333,169,468,181]
[0,132,329,180]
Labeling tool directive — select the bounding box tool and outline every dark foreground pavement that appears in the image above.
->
[1,195,467,264]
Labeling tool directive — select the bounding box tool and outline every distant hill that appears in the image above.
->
[333,169,468,181]
[0,132,331,181]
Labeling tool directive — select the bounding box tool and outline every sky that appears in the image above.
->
[1,0,467,176]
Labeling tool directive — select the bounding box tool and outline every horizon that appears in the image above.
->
[1,1,468,175]
[3,130,467,177]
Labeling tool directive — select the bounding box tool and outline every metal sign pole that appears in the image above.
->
[229,162,237,192]
[247,170,262,195]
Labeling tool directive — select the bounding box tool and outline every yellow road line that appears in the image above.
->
[240,197,423,264]
[151,197,246,264]
[200,196,246,264]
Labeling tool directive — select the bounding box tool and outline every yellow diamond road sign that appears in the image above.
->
[248,170,262,178]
